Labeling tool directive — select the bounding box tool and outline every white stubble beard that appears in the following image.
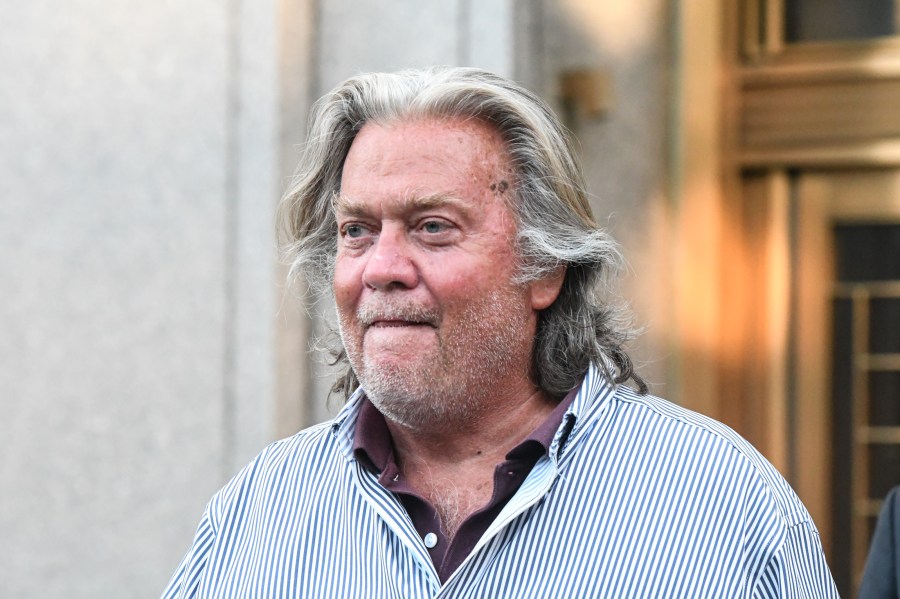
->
[337,287,534,431]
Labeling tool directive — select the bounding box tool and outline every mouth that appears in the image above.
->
[358,304,439,329]
[368,319,435,329]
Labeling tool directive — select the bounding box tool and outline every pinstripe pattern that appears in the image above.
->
[162,365,838,598]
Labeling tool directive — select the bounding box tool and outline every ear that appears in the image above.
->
[529,265,566,311]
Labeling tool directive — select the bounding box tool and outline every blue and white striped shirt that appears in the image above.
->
[163,365,838,598]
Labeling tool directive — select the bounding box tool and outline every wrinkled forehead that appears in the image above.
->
[333,191,467,215]
[335,117,519,214]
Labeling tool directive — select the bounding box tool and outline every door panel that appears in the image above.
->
[793,169,900,593]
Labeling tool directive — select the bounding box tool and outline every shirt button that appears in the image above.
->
[423,532,438,548]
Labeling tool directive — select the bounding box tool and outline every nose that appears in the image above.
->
[362,227,418,291]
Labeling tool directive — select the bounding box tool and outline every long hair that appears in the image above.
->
[278,66,647,398]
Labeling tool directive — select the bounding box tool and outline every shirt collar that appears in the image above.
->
[549,362,618,461]
[349,385,582,474]
[350,398,394,473]
[331,387,367,461]
[331,362,617,462]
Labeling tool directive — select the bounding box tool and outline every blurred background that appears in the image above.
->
[2,0,899,596]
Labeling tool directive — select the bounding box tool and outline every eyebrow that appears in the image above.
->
[333,192,468,216]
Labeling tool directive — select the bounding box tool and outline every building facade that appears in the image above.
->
[2,1,898,596]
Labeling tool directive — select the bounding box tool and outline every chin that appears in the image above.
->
[358,365,477,430]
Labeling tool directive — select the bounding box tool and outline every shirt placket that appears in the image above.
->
[350,461,443,595]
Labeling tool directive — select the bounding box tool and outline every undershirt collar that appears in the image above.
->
[351,386,579,582]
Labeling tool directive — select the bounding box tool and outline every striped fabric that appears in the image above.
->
[162,364,838,598]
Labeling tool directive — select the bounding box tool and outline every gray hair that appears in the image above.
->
[279,66,646,398]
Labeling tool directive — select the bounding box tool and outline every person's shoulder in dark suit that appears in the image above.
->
[859,486,900,598]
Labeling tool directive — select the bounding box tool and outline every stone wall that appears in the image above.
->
[0,0,672,594]
[0,1,279,595]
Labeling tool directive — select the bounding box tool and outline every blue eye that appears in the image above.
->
[422,221,444,234]
[345,224,365,238]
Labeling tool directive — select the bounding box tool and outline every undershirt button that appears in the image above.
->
[423,532,438,548]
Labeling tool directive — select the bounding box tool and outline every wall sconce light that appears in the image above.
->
[559,68,612,123]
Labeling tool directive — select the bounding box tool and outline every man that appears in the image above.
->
[163,67,838,597]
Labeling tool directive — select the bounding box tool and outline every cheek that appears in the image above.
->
[332,261,362,312]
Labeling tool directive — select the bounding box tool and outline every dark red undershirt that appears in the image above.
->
[352,388,578,583]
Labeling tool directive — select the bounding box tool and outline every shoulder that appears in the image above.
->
[240,419,340,479]
[599,385,813,529]
[859,485,900,596]
[205,420,346,527]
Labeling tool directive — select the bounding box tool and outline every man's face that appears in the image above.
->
[333,118,559,430]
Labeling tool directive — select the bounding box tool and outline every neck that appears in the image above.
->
[386,383,555,474]
[384,384,556,537]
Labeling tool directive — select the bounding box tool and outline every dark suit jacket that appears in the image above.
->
[860,486,900,598]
